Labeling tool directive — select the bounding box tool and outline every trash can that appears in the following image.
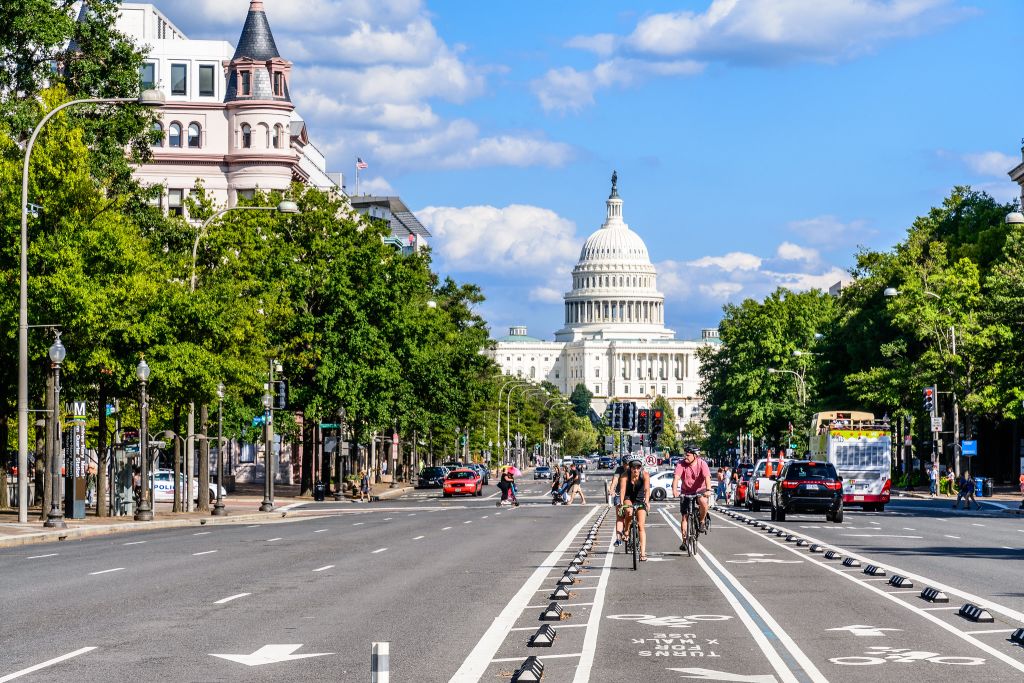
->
[982,478,993,497]
[313,480,326,502]
[974,477,985,497]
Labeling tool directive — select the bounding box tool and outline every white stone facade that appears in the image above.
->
[486,180,719,429]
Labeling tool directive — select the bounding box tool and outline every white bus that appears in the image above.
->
[808,411,892,511]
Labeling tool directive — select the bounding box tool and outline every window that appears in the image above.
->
[198,64,215,97]
[241,123,251,148]
[595,385,601,395]
[168,122,182,147]
[273,124,283,149]
[595,368,600,378]
[639,384,645,394]
[239,70,251,96]
[273,72,284,96]
[187,123,201,148]
[624,385,629,395]
[661,385,667,395]
[140,63,156,90]
[167,189,183,217]
[171,63,187,95]
[238,189,255,201]
[677,385,683,394]
[151,122,163,147]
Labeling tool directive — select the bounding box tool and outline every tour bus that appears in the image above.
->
[807,411,892,511]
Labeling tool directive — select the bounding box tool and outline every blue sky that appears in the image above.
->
[153,0,1023,340]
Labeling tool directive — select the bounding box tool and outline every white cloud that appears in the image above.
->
[686,251,763,271]
[962,151,1016,177]
[787,215,875,247]
[565,33,618,57]
[699,282,744,300]
[533,58,704,114]
[417,204,581,275]
[529,285,566,304]
[356,176,395,195]
[776,241,819,262]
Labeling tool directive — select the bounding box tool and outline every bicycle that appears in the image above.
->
[620,501,648,570]
[680,494,703,557]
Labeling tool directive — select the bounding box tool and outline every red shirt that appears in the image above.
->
[674,457,711,495]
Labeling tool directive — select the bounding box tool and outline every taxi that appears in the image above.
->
[443,468,483,498]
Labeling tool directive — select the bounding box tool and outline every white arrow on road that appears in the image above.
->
[667,667,777,682]
[210,644,333,666]
[826,625,902,637]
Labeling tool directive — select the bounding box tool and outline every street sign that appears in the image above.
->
[252,416,266,427]
[319,423,339,429]
[961,440,977,456]
[930,417,943,432]
[644,454,657,467]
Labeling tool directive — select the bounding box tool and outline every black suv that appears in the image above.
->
[417,466,448,489]
[770,460,843,523]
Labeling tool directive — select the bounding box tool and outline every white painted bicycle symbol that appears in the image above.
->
[830,646,985,666]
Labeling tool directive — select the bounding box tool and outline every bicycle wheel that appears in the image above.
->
[631,520,639,571]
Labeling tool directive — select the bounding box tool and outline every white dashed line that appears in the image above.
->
[313,529,327,533]
[123,541,146,546]
[372,548,387,554]
[193,531,211,535]
[463,520,473,524]
[384,517,393,521]
[0,647,97,681]
[944,534,961,539]
[442,526,452,530]
[26,553,58,559]
[313,565,334,572]
[414,536,425,540]
[266,538,282,542]
[353,522,364,526]
[214,593,250,604]
[192,550,218,556]
[89,568,124,576]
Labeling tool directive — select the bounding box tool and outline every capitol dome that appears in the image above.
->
[554,173,673,342]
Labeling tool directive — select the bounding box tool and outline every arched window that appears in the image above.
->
[273,124,284,149]
[530,367,536,379]
[258,122,270,148]
[168,122,182,148]
[151,122,163,147]
[241,123,252,149]
[187,123,201,148]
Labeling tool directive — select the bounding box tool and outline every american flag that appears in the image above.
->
[356,157,368,170]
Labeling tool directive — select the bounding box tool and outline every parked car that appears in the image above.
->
[417,466,448,489]
[152,469,224,503]
[649,470,679,501]
[745,457,791,512]
[534,466,552,479]
[443,468,483,497]
[771,460,844,523]
[466,463,489,485]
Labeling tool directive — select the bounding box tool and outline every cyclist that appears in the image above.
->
[672,445,712,551]
[617,454,651,561]
[608,458,626,545]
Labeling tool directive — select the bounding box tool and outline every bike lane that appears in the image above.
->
[692,508,1024,682]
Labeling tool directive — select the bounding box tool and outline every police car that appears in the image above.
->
[152,469,225,503]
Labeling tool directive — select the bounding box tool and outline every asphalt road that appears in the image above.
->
[1,469,1023,682]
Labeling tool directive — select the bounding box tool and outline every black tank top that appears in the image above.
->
[624,472,645,503]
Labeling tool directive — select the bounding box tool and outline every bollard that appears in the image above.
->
[371,642,389,682]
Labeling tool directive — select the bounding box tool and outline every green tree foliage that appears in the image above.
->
[569,383,593,418]
[650,394,678,452]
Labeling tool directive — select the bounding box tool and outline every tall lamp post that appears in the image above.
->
[212,382,226,516]
[260,390,274,512]
[334,407,347,501]
[17,89,165,523]
[767,367,806,405]
[43,334,67,528]
[134,358,153,521]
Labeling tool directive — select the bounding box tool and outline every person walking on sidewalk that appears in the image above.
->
[952,471,980,510]
[359,470,370,502]
[567,463,587,505]
[1019,473,1024,509]
[929,463,938,497]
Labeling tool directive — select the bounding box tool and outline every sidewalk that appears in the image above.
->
[894,487,1024,514]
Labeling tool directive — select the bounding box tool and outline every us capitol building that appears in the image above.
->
[486,174,719,429]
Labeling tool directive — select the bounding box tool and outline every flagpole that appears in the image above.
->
[355,158,360,196]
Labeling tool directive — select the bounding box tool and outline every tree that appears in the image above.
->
[650,395,678,452]
[569,383,593,418]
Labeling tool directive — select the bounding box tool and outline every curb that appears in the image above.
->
[0,510,295,549]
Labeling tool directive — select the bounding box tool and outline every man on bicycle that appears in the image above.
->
[617,454,651,561]
[672,445,712,550]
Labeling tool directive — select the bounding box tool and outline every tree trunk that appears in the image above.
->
[97,380,108,517]
[172,405,182,512]
[198,404,210,511]
[300,414,314,496]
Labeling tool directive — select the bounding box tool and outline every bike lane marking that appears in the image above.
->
[658,509,822,683]
[714,512,1024,675]
[570,524,616,683]
[449,506,598,682]
[0,647,97,683]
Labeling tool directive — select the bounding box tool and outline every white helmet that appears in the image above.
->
[625,454,644,466]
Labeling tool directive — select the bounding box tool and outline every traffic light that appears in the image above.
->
[652,409,664,434]
[637,408,649,434]
[637,433,646,448]
[273,380,288,410]
[625,402,637,431]
[922,386,935,415]
[604,435,615,453]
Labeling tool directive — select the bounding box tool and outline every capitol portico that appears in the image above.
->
[486,175,719,429]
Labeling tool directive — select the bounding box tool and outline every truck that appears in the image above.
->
[807,411,892,511]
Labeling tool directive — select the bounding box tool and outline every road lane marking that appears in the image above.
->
[463,520,472,524]
[193,531,211,535]
[26,553,58,559]
[972,523,985,527]
[0,647,97,682]
[214,593,250,604]
[413,535,425,540]
[247,525,259,528]
[965,628,1011,635]
[123,541,146,545]
[312,565,334,572]
[944,534,961,539]
[371,548,387,554]
[352,522,364,526]
[266,538,282,542]
[511,624,588,631]
[842,534,922,539]
[717,513,1024,675]
[442,526,452,530]
[408,513,416,516]
[192,550,218,556]
[659,510,817,683]
[492,653,582,662]
[313,529,327,533]
[570,526,615,683]
[451,507,598,682]
[89,568,124,576]
[384,518,393,521]
[481,516,488,519]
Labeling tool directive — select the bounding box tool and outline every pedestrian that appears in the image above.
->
[567,464,587,505]
[550,466,564,503]
[728,470,739,505]
[1019,473,1024,509]
[928,462,938,497]
[715,467,726,501]
[497,466,518,507]
[962,471,981,510]
[359,470,370,502]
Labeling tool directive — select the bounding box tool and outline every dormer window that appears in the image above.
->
[240,71,251,96]
[273,72,283,96]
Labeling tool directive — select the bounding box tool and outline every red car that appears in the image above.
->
[443,468,483,498]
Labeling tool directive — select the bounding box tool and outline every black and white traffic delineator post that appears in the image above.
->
[888,575,914,588]
[550,585,570,600]
[842,557,862,568]
[512,656,544,682]
[576,550,588,560]
[824,550,842,560]
[1010,628,1024,646]
[529,624,557,647]
[540,602,564,621]
[809,544,825,553]
[920,586,949,603]
[557,572,575,586]
[864,565,886,577]
[371,642,389,683]
[774,530,786,537]
[958,603,995,623]
[785,534,799,542]
[566,563,581,574]
[796,539,809,547]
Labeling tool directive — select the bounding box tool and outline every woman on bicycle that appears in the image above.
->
[617,454,651,561]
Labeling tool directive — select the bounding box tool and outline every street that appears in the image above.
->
[2,471,1023,682]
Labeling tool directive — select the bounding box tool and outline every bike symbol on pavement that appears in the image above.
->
[609,614,734,628]
[830,646,985,666]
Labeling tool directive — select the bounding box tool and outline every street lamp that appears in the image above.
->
[334,407,347,501]
[767,367,806,405]
[16,89,165,523]
[212,382,226,516]
[43,334,67,528]
[134,358,153,521]
[1005,211,1024,225]
[260,390,274,512]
